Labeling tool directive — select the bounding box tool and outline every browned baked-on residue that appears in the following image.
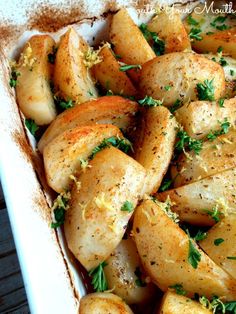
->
[12,129,33,165]
[0,24,24,49]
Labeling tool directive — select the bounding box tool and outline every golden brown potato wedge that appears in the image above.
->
[133,199,236,300]
[110,9,155,83]
[199,215,236,280]
[104,238,156,305]
[157,168,236,226]
[139,52,225,107]
[38,96,139,153]
[92,46,137,96]
[54,27,98,103]
[157,291,212,314]
[147,9,191,53]
[79,292,133,314]
[134,106,177,195]
[16,35,57,125]
[43,124,123,193]
[171,129,236,187]
[175,98,236,139]
[64,147,146,270]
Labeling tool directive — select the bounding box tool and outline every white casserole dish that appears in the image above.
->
[0,0,197,312]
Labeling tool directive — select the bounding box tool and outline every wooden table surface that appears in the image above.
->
[0,183,30,313]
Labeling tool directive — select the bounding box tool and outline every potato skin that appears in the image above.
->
[133,199,236,300]
[171,129,236,187]
[104,238,156,305]
[199,215,236,280]
[43,124,123,193]
[157,291,211,314]
[175,98,236,139]
[147,10,191,53]
[54,27,97,103]
[92,46,137,96]
[16,35,57,125]
[38,96,138,153]
[157,168,236,226]
[139,52,225,107]
[79,292,133,314]
[134,106,177,195]
[64,147,146,270]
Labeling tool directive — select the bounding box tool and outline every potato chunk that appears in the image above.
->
[43,124,123,193]
[16,35,57,125]
[64,147,146,270]
[79,292,133,314]
[54,27,97,103]
[175,98,236,139]
[139,52,225,107]
[134,106,177,194]
[38,96,138,153]
[92,45,137,96]
[171,129,236,187]
[199,215,236,280]
[133,199,236,300]
[157,168,236,226]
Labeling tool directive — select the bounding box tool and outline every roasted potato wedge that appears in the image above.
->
[199,215,236,280]
[54,27,98,103]
[104,238,156,305]
[38,96,138,153]
[157,291,212,314]
[157,168,236,226]
[79,292,133,314]
[171,129,236,187]
[92,45,137,96]
[175,98,236,139]
[139,52,225,107]
[16,35,57,125]
[135,106,177,195]
[64,147,146,270]
[110,9,155,82]
[133,199,236,300]
[43,124,123,193]
[147,9,191,53]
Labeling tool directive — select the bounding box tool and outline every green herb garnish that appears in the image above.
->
[189,28,202,41]
[194,230,207,241]
[218,98,225,107]
[188,239,201,269]
[169,283,187,295]
[230,69,235,76]
[214,238,224,246]
[170,99,182,113]
[121,201,134,212]
[139,23,165,56]
[9,70,20,88]
[58,99,73,110]
[206,118,231,141]
[48,46,58,64]
[219,57,228,67]
[138,95,163,107]
[25,118,39,137]
[88,262,108,292]
[196,79,215,101]
[51,193,70,229]
[205,205,222,223]
[119,64,141,72]
[187,15,199,26]
[134,267,146,287]
[227,256,236,260]
[175,130,203,155]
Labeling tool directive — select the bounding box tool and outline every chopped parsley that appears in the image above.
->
[88,262,108,292]
[139,23,165,56]
[214,238,224,246]
[196,79,215,101]
[206,31,214,35]
[134,267,146,287]
[170,99,182,113]
[48,46,57,64]
[206,118,231,141]
[188,239,201,269]
[164,85,172,91]
[193,230,207,241]
[216,24,230,31]
[119,64,141,72]
[230,69,235,76]
[217,46,223,53]
[169,283,187,296]
[121,201,134,212]
[175,129,203,155]
[138,95,163,107]
[225,301,236,312]
[227,256,236,260]
[89,136,132,160]
[218,98,225,107]
[159,178,173,192]
[187,15,199,26]
[51,192,70,229]
[189,28,202,41]
[199,295,226,313]
[9,70,20,88]
[219,57,228,67]
[25,118,39,137]
[205,205,222,223]
[57,99,74,110]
